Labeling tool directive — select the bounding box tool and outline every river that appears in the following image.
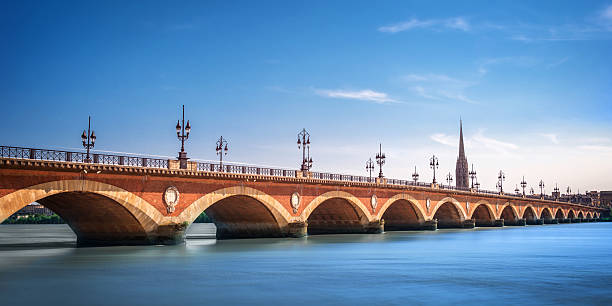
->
[0,223,611,305]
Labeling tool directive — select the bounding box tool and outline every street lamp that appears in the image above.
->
[81,116,96,163]
[376,143,386,178]
[554,184,560,199]
[429,155,439,184]
[515,185,520,195]
[215,136,229,171]
[474,181,480,191]
[469,164,477,189]
[175,105,191,169]
[446,172,453,186]
[412,166,419,184]
[520,176,527,196]
[539,180,545,197]
[366,158,375,182]
[297,128,313,171]
[566,186,572,196]
[496,170,505,193]
[530,187,535,195]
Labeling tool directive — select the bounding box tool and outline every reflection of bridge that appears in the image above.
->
[0,146,604,246]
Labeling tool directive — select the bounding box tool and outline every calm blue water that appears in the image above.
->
[0,223,611,305]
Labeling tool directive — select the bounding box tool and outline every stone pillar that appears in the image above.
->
[560,218,571,223]
[545,218,558,224]
[571,218,582,223]
[365,220,384,234]
[151,222,188,245]
[505,218,526,226]
[422,220,437,231]
[462,219,476,229]
[526,219,543,225]
[493,219,504,227]
[286,221,308,238]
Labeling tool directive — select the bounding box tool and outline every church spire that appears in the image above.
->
[455,118,469,189]
[459,118,465,159]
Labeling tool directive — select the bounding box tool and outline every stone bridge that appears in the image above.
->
[0,148,604,246]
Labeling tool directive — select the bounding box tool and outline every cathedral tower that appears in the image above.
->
[455,120,469,189]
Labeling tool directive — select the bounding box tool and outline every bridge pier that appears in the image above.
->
[462,219,476,229]
[474,219,504,227]
[365,220,385,234]
[505,218,527,226]
[543,218,558,224]
[527,219,544,225]
[559,218,571,223]
[422,220,437,231]
[571,218,582,223]
[286,221,308,238]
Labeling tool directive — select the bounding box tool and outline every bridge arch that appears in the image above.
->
[377,194,426,230]
[567,209,576,219]
[300,191,371,235]
[577,211,584,219]
[470,201,496,227]
[540,207,554,220]
[522,205,538,221]
[554,208,565,219]
[0,179,164,245]
[499,203,520,225]
[431,197,467,228]
[586,212,593,219]
[179,186,292,239]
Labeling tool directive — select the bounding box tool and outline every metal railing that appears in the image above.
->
[0,145,586,206]
[1,146,169,169]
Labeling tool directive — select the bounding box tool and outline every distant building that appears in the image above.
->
[8,202,54,219]
[600,191,612,208]
[455,120,469,189]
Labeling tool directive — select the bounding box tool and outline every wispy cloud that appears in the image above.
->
[403,73,479,104]
[378,17,470,33]
[477,56,538,75]
[430,133,456,146]
[598,4,612,31]
[315,89,399,104]
[546,57,570,69]
[539,133,560,144]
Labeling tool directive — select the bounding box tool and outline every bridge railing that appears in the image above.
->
[0,145,579,205]
[0,146,169,169]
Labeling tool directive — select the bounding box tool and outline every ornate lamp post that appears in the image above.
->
[412,166,419,184]
[469,164,477,189]
[520,176,527,196]
[81,116,96,163]
[297,128,313,171]
[429,155,439,184]
[175,105,191,169]
[495,170,505,193]
[566,186,572,196]
[446,172,453,186]
[530,187,535,195]
[554,184,560,200]
[366,158,375,182]
[215,136,229,171]
[539,180,545,197]
[515,185,520,195]
[375,144,386,178]
[474,181,480,191]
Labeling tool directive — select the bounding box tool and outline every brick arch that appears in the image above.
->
[0,179,163,231]
[178,186,292,228]
[577,211,584,219]
[469,200,495,220]
[554,207,565,219]
[567,209,576,219]
[497,203,520,220]
[522,205,538,220]
[431,197,467,220]
[540,207,554,220]
[586,212,593,219]
[299,190,371,222]
[376,193,425,220]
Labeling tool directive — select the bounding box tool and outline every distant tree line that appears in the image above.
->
[193,212,213,223]
[2,214,65,224]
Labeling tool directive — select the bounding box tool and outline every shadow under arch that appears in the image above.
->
[522,205,537,221]
[179,186,292,239]
[499,203,522,225]
[540,207,554,220]
[0,180,164,246]
[586,212,593,219]
[471,202,497,227]
[300,191,372,235]
[431,197,466,228]
[554,208,565,219]
[377,194,426,230]
[567,209,576,219]
[577,211,584,219]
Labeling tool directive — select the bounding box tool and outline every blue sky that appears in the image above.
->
[1,1,612,192]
